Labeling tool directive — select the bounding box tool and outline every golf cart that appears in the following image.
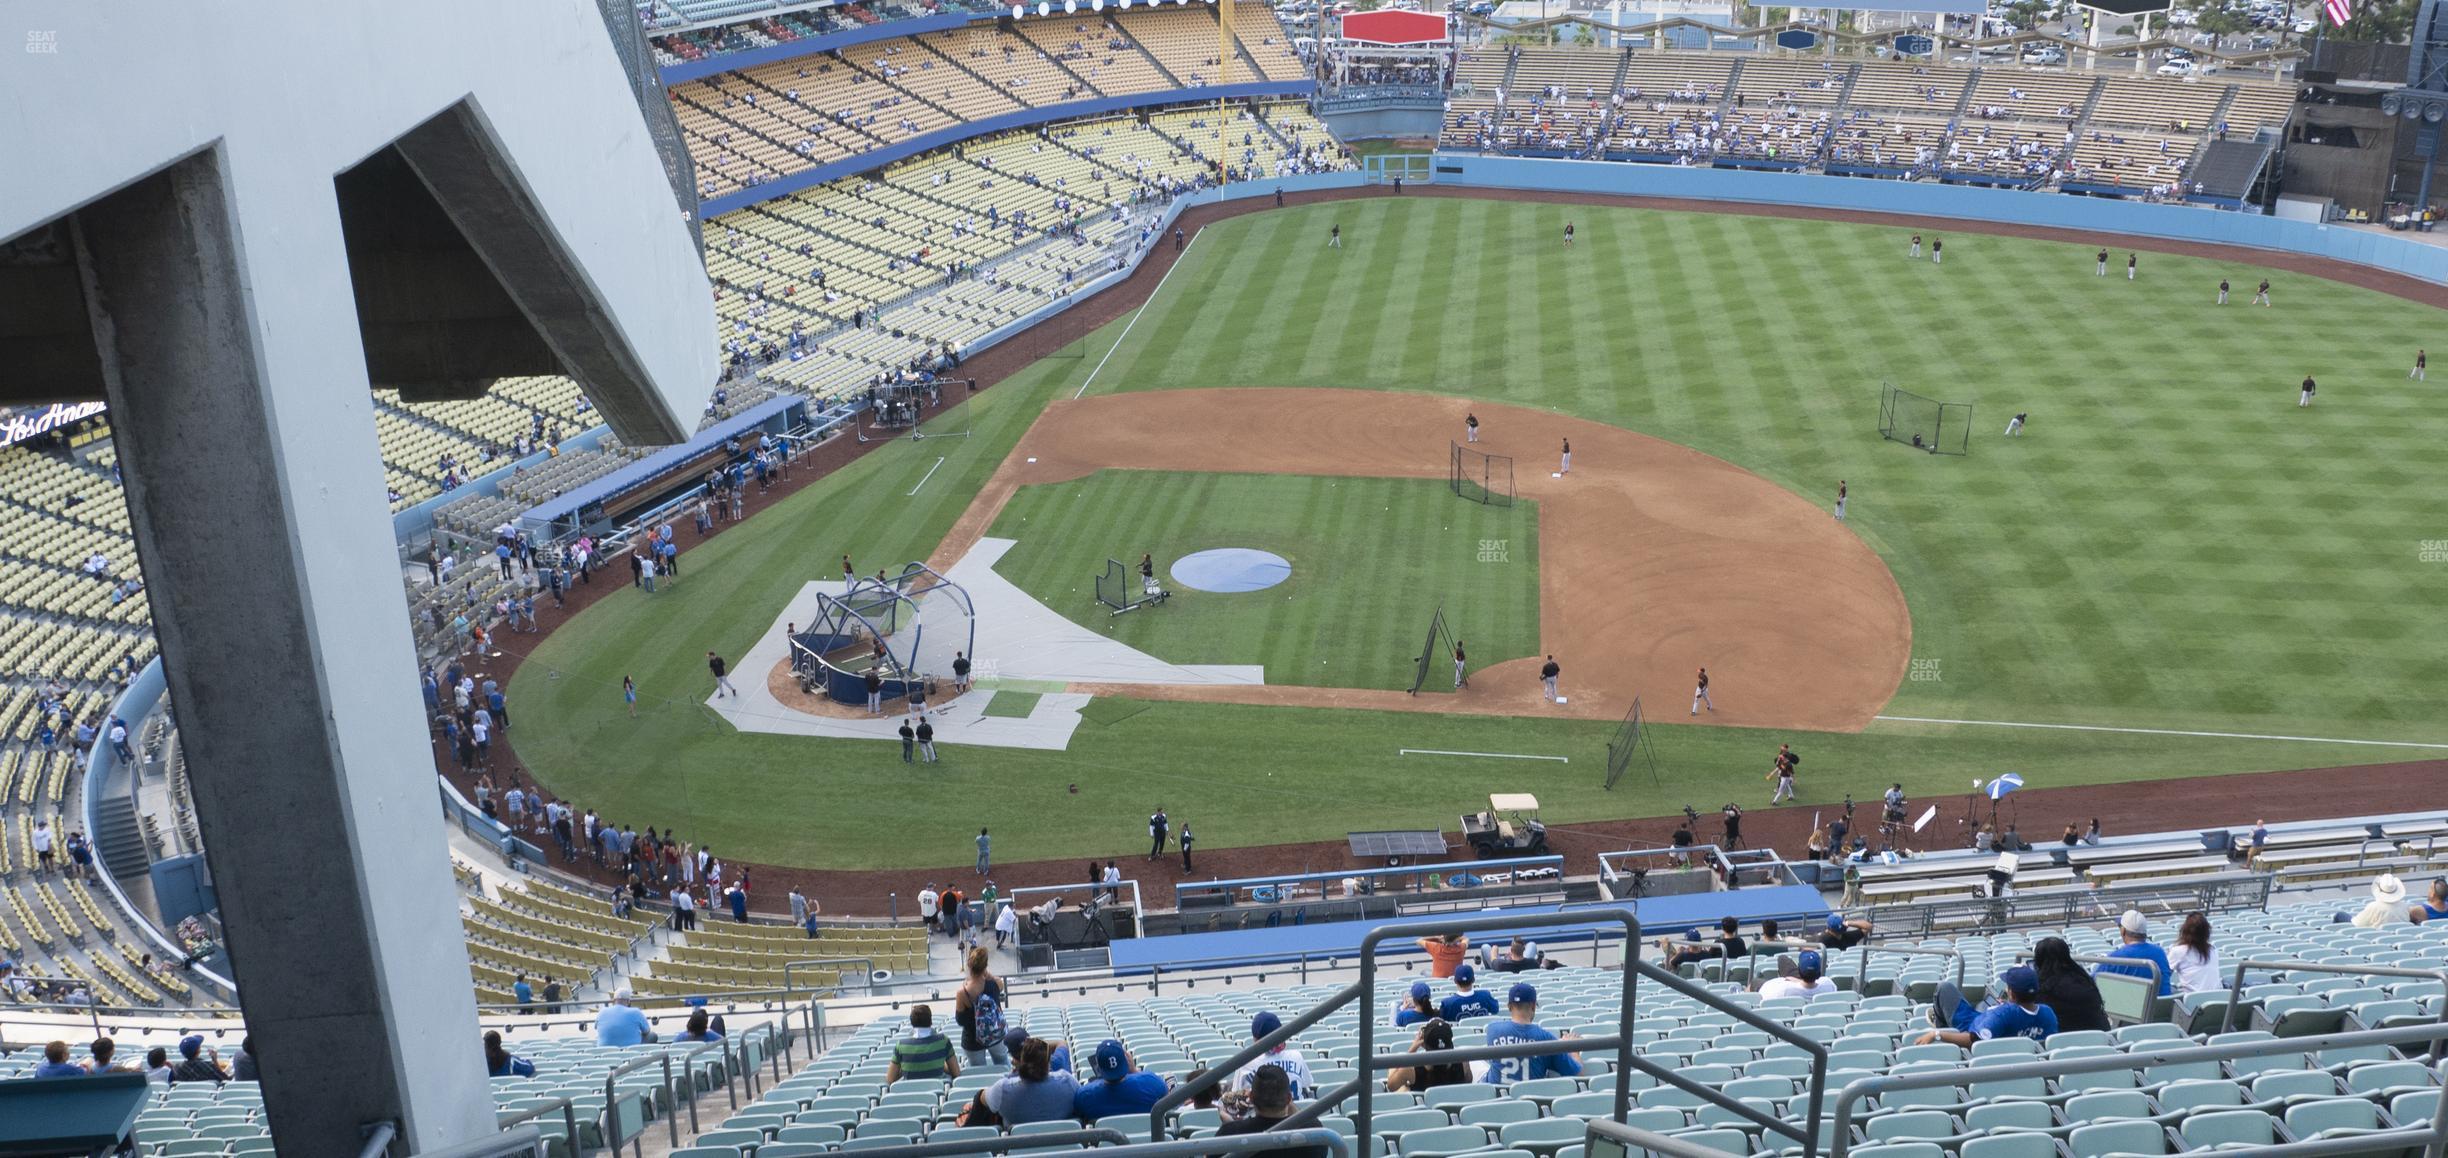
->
[1462,793,1550,858]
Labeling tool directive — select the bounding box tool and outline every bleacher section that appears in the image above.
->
[652,899,2448,1157]
[1444,47,2296,198]
[671,5,1307,200]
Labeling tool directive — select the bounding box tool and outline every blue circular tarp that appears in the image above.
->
[1171,548,1292,593]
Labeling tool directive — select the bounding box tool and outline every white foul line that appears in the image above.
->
[1874,715,2448,752]
[1075,229,1199,400]
[907,456,946,496]
[1400,748,1571,763]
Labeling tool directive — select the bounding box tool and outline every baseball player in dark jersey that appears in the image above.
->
[1692,667,1713,714]
[2299,375,2316,407]
[1139,553,1159,595]
[1909,234,1922,259]
[1559,438,1571,475]
[1931,239,1942,264]
[1564,222,1575,247]
[1540,655,1561,702]
[1453,641,1468,689]
[2254,279,2271,306]
[1329,223,1341,249]
[2414,349,2428,381]
[2096,249,2108,277]
[1466,412,1480,443]
[2127,253,2137,281]
[1834,480,1847,520]
[2217,279,2229,305]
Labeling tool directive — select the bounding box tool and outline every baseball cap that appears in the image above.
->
[1251,1011,1282,1039]
[1508,982,1538,1006]
[1409,980,1432,1001]
[1454,963,1476,985]
[2118,909,2148,936]
[2002,965,2040,995]
[1826,913,1845,931]
[1092,1040,1130,1081]
[1004,1025,1031,1051]
[1797,950,1824,976]
[1685,928,1703,942]
[613,986,633,1001]
[179,1034,203,1059]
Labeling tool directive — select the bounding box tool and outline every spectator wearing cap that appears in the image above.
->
[169,1035,227,1085]
[595,988,654,1047]
[2353,874,2409,929]
[1820,913,1873,951]
[1916,965,2058,1046]
[1005,1025,1072,1072]
[1483,983,1581,1084]
[1215,1064,1328,1158]
[2095,909,2174,997]
[888,1005,960,1084]
[1440,964,1500,1022]
[1756,950,1838,1002]
[1394,981,1439,1027]
[1385,1019,1471,1093]
[1230,1012,1316,1099]
[1073,1040,1171,1118]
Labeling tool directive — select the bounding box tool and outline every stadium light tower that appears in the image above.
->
[0,0,714,1152]
[2383,0,2448,212]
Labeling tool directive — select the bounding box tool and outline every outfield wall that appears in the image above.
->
[1431,155,2448,285]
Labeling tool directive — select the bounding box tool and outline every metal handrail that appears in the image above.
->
[2221,958,2448,1036]
[845,1128,1130,1158]
[1148,907,1645,1146]
[356,1120,396,1158]
[1626,955,1830,1156]
[598,1050,671,1158]
[780,957,877,992]
[674,1038,731,1137]
[1827,1020,2448,1157]
[491,1095,581,1158]
[1585,1116,1752,1158]
[411,1124,548,1158]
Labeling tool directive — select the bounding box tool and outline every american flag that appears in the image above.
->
[2324,0,2351,27]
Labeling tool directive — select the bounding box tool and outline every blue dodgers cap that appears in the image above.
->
[2002,965,2040,994]
[179,1034,203,1059]
[1508,982,1538,1006]
[1251,1011,1282,1039]
[1092,1039,1130,1081]
[1454,963,1476,985]
[1685,928,1703,942]
[1827,913,1845,931]
[1410,981,1432,1000]
[1797,950,1824,975]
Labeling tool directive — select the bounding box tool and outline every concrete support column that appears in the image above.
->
[71,149,494,1154]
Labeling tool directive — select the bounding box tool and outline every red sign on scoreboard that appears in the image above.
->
[1337,9,1450,43]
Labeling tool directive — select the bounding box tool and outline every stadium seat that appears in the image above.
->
[1395,1124,1496,1158]
[1957,1133,2056,1158]
[2284,1097,2393,1143]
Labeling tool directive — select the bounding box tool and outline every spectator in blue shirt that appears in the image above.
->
[674,1008,725,1043]
[31,1041,86,1079]
[513,974,534,1011]
[1482,983,1582,1084]
[2095,910,2174,997]
[1394,981,1439,1028]
[595,989,653,1047]
[1917,965,2059,1046]
[483,1031,536,1078]
[1440,964,1501,1022]
[1073,1040,1172,1119]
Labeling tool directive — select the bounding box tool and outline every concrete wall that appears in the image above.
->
[1432,154,2448,284]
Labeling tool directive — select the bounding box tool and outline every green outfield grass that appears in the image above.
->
[506,197,2448,872]
[987,471,1539,689]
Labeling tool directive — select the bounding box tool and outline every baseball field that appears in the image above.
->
[501,193,2448,884]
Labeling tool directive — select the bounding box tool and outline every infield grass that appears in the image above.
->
[509,197,2448,872]
[987,471,1539,689]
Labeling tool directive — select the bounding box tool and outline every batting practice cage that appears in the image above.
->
[1450,442,1515,506]
[789,562,977,705]
[1604,696,1661,789]
[1094,557,1170,617]
[1878,382,1972,456]
[1406,603,1457,695]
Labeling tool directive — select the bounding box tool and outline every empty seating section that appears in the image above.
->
[919,26,1080,109]
[672,6,1296,199]
[1017,19,1173,100]
[2224,83,2297,134]
[1130,7,1233,87]
[2095,75,2223,133]
[667,899,2448,1157]
[1234,4,1309,82]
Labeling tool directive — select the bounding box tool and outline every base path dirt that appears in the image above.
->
[934,388,1910,732]
[440,183,2448,913]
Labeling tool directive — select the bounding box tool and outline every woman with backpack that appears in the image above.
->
[955,946,1009,1066]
